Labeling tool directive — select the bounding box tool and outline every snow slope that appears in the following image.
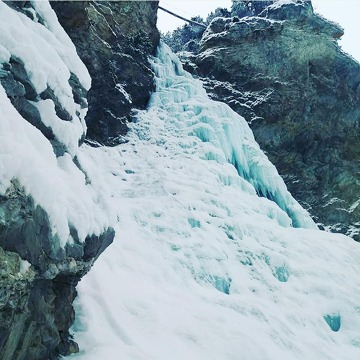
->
[68,44,360,359]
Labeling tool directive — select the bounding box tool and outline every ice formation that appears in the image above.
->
[67,44,360,359]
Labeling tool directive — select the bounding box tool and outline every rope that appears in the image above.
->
[158,6,207,29]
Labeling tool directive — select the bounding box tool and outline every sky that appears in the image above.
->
[157,0,360,62]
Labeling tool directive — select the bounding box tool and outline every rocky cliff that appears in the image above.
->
[0,1,158,358]
[176,0,360,240]
[0,181,114,359]
[51,1,160,145]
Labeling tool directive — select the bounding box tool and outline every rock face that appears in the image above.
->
[51,1,160,145]
[0,2,119,358]
[184,0,360,240]
[0,181,114,359]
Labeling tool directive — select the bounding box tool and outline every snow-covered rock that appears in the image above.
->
[0,2,114,358]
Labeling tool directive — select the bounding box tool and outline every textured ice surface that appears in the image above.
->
[68,44,360,359]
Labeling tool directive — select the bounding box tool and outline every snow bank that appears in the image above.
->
[69,43,360,359]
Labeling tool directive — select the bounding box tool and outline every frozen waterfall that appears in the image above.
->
[69,43,360,360]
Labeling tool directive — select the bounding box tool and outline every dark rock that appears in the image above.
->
[0,85,70,157]
[51,1,160,146]
[0,58,76,158]
[9,57,38,101]
[10,96,50,136]
[0,181,115,274]
[0,71,26,97]
[40,86,73,122]
[190,0,360,240]
[0,275,78,360]
[50,140,67,157]
[83,228,115,261]
[0,181,115,358]
[69,72,88,109]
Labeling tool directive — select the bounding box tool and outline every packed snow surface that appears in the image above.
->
[67,44,360,359]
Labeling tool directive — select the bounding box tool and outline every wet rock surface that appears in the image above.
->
[51,1,160,146]
[184,1,360,240]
